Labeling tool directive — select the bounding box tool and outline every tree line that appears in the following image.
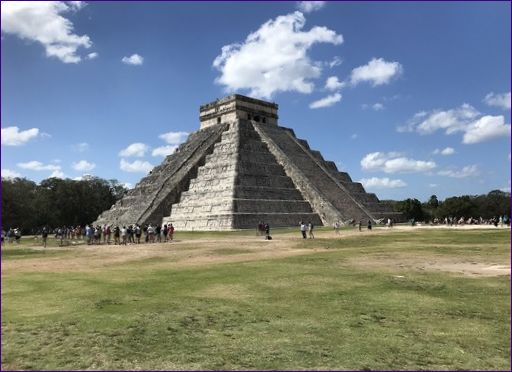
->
[2,176,126,234]
[383,190,511,222]
[1,175,510,232]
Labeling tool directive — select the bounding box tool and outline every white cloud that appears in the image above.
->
[372,103,384,111]
[122,182,133,189]
[325,76,344,91]
[350,58,403,87]
[483,92,511,110]
[1,126,40,146]
[118,143,149,157]
[400,104,510,145]
[120,159,154,173]
[438,165,479,178]
[351,133,358,140]
[417,104,479,135]
[72,160,96,172]
[462,115,510,144]
[309,93,342,109]
[50,169,65,178]
[297,1,326,13]
[213,11,343,98]
[360,177,407,189]
[159,131,189,145]
[17,161,60,171]
[361,152,436,174]
[398,104,480,135]
[1,1,91,63]
[429,184,438,188]
[86,52,98,60]
[152,145,178,157]
[122,53,144,65]
[1,169,22,179]
[433,147,455,156]
[328,56,342,68]
[72,142,89,152]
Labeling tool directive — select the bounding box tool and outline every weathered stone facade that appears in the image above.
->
[95,94,400,229]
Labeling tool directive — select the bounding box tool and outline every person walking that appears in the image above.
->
[169,224,175,241]
[300,221,307,239]
[264,223,271,240]
[367,220,372,231]
[308,221,315,239]
[42,226,49,248]
[358,220,362,232]
[334,221,340,235]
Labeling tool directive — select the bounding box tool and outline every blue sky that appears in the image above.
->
[1,1,510,201]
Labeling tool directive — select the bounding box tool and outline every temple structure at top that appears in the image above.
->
[199,94,279,128]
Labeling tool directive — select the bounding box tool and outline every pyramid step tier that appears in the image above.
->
[167,212,323,231]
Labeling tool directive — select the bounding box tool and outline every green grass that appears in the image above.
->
[2,229,510,370]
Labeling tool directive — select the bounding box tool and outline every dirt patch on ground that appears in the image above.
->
[3,227,509,277]
[348,255,510,277]
[1,236,328,275]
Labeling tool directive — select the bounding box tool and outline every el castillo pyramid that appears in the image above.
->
[95,95,399,230]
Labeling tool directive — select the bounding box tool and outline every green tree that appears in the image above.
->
[428,195,439,209]
[395,198,425,221]
[2,178,39,233]
[436,195,477,218]
[2,176,126,233]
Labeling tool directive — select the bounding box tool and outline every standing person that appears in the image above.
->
[367,220,372,231]
[300,221,307,239]
[169,223,175,241]
[84,225,91,245]
[121,226,127,245]
[1,228,5,243]
[334,221,340,235]
[143,224,149,243]
[105,225,111,245]
[102,225,108,244]
[42,226,49,248]
[358,220,362,232]
[7,228,14,243]
[264,223,271,240]
[94,226,101,245]
[114,226,120,245]
[127,225,134,244]
[308,221,315,239]
[147,224,154,243]
[163,224,168,243]
[15,228,22,243]
[156,224,161,243]
[135,224,142,244]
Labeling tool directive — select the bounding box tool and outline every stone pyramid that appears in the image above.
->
[95,95,399,230]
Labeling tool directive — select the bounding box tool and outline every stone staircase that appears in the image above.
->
[94,123,228,227]
[163,120,322,230]
[253,122,398,224]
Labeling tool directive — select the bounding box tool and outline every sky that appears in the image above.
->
[1,1,510,201]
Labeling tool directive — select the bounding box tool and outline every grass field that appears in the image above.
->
[2,227,510,370]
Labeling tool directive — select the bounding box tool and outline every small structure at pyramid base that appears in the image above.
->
[95,95,401,230]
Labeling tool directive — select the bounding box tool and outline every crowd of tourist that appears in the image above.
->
[2,214,509,247]
[426,215,510,226]
[1,223,176,247]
